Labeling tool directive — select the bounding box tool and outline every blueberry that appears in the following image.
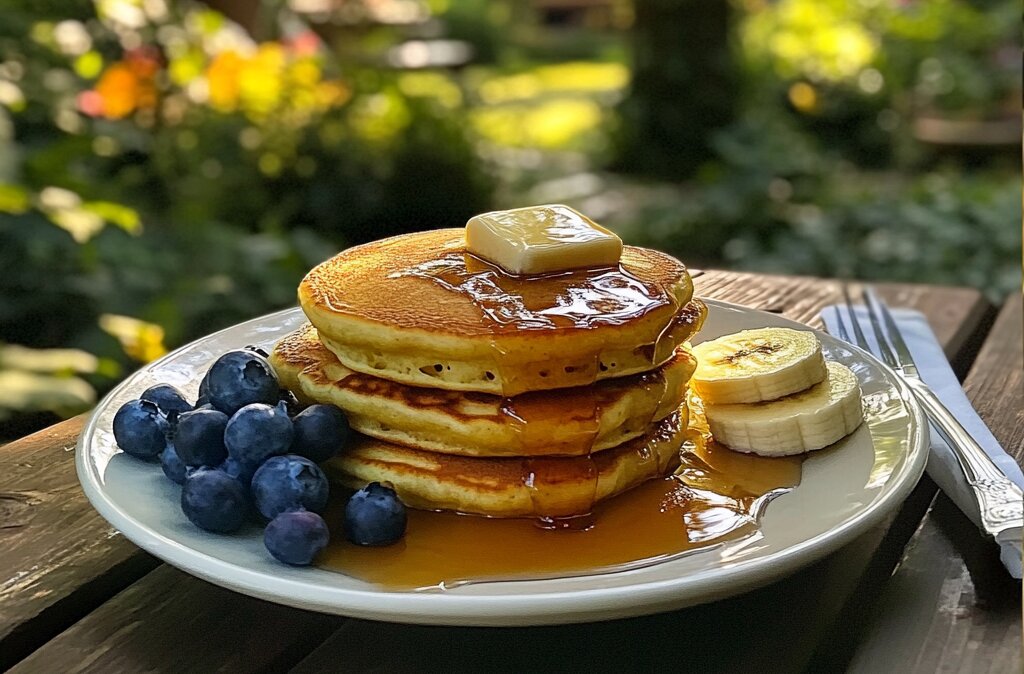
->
[181,468,249,533]
[264,510,330,565]
[206,350,279,415]
[220,456,260,491]
[344,482,407,546]
[112,399,168,460]
[160,444,188,485]
[224,402,293,465]
[140,384,193,419]
[251,455,329,520]
[175,408,229,467]
[279,388,304,417]
[245,344,270,358]
[196,370,212,407]
[290,405,350,463]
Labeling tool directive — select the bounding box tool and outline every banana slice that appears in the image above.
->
[702,361,864,456]
[691,327,826,404]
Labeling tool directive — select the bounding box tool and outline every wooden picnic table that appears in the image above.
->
[1,270,1020,673]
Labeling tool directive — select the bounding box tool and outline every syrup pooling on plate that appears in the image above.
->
[317,411,803,590]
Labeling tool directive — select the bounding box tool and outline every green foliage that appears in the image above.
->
[737,0,1021,165]
[616,114,1021,301]
[0,0,494,429]
[0,0,1019,436]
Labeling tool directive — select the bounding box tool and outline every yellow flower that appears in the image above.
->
[239,43,285,118]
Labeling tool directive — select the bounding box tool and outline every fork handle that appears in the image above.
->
[905,377,1024,537]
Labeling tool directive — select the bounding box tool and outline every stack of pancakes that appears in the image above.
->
[271,229,706,518]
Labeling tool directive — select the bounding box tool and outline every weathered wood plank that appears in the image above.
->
[846,294,1023,674]
[696,272,991,371]
[9,566,345,674]
[0,272,991,673]
[0,417,159,671]
[289,276,993,674]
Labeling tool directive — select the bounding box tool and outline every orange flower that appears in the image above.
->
[92,49,161,119]
[94,63,138,118]
[207,50,244,112]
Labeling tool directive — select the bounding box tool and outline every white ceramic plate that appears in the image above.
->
[77,300,928,626]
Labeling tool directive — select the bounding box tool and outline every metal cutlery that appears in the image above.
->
[832,285,1023,539]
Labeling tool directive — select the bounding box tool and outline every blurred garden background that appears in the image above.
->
[0,0,1020,439]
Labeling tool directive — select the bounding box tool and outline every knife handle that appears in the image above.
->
[905,377,1024,537]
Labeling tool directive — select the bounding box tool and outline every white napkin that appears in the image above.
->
[821,305,1023,579]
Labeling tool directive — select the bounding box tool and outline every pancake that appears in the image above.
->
[271,324,698,457]
[299,229,704,395]
[324,409,689,518]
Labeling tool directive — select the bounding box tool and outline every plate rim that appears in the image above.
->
[76,299,930,625]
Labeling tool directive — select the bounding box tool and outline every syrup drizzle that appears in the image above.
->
[388,252,701,396]
[317,411,802,590]
[389,253,676,332]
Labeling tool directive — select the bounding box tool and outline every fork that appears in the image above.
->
[833,285,1023,540]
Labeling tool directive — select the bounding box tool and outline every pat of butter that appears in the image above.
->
[465,204,622,275]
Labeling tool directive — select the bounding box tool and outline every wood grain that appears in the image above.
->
[696,272,992,372]
[0,416,159,671]
[0,272,992,672]
[9,566,345,674]
[846,294,1023,674]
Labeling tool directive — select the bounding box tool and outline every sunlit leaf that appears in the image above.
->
[349,90,411,144]
[48,207,104,242]
[477,62,628,105]
[742,0,877,82]
[95,357,123,379]
[0,184,30,214]
[0,81,26,111]
[74,50,104,79]
[195,9,225,34]
[471,98,603,150]
[0,370,95,420]
[83,201,142,234]
[0,344,98,374]
[99,314,167,363]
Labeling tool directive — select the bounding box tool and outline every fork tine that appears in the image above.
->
[865,286,919,376]
[833,313,850,342]
[840,284,870,349]
[832,285,851,342]
[861,287,900,369]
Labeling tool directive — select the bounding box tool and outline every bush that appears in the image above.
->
[615,114,1021,301]
[0,1,494,431]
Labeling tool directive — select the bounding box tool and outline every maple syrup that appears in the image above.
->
[390,252,678,333]
[317,430,802,590]
[387,251,703,396]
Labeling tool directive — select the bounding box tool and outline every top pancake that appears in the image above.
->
[299,229,701,395]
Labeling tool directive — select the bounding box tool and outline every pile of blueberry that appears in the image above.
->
[112,347,407,565]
